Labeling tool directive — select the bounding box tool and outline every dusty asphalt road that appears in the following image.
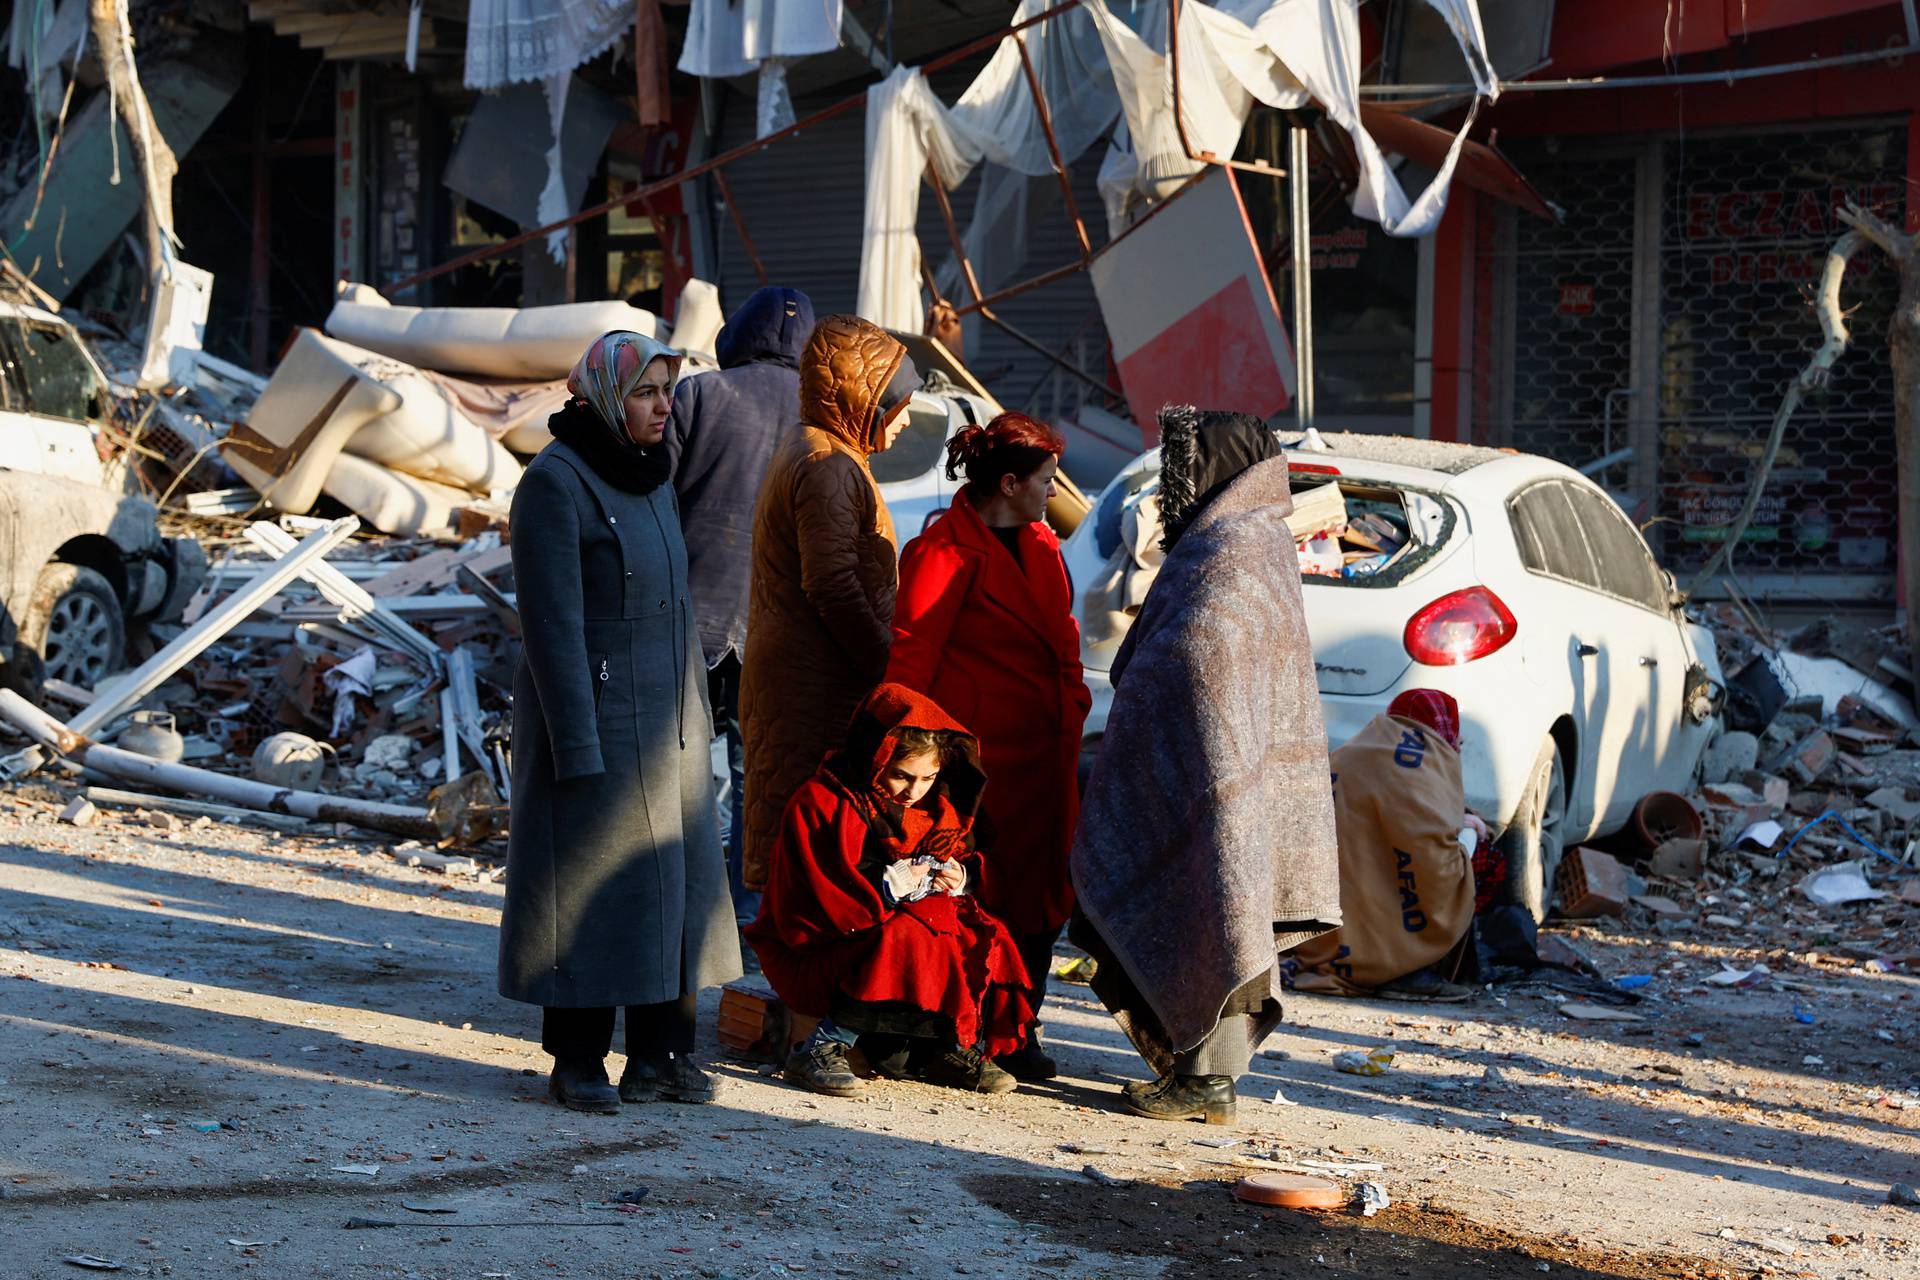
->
[1,790,1915,1280]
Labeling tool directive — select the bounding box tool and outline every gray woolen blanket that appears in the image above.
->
[1070,456,1342,1056]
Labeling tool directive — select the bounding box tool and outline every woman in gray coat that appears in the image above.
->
[500,330,742,1114]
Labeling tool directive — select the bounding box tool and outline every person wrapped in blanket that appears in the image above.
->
[744,684,1036,1098]
[1283,689,1493,1003]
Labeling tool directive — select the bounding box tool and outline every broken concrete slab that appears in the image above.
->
[1647,838,1706,880]
[1699,731,1759,785]
[0,53,242,300]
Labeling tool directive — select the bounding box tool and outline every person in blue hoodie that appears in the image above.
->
[665,286,816,924]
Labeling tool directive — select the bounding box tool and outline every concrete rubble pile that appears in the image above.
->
[0,277,727,862]
[0,511,520,859]
[1551,605,1919,995]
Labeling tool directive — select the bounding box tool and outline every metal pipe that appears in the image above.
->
[980,307,1124,400]
[68,518,361,740]
[1,691,440,842]
[926,160,984,304]
[1360,40,1920,97]
[1014,34,1092,256]
[384,0,1089,294]
[710,168,768,287]
[1289,125,1314,432]
[1165,0,1287,179]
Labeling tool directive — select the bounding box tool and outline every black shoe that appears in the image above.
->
[548,1058,620,1114]
[1376,970,1474,1003]
[919,1046,1017,1095]
[655,1054,715,1103]
[617,1056,659,1104]
[784,1040,864,1098]
[1122,1073,1235,1125]
[995,1030,1058,1082]
[1121,1073,1168,1103]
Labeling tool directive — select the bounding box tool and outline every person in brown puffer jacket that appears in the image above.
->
[740,315,919,894]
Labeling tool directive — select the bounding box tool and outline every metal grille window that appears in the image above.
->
[1656,125,1904,586]
[1473,152,1640,469]
[1473,123,1906,603]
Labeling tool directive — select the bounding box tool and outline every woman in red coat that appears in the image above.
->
[887,412,1091,1081]
[745,683,1035,1098]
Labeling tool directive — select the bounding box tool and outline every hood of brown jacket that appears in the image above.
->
[798,315,910,456]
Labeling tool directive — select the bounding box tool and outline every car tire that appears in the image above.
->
[1498,736,1568,924]
[18,563,125,692]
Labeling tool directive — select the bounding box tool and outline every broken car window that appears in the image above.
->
[15,323,97,422]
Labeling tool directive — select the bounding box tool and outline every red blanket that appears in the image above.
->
[744,685,1035,1056]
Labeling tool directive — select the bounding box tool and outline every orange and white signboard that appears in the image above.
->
[1091,168,1294,444]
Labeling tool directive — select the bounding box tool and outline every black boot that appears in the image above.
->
[995,1027,1058,1082]
[548,1058,620,1114]
[617,1056,659,1104]
[1122,1073,1235,1125]
[655,1053,716,1103]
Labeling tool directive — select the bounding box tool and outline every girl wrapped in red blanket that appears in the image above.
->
[745,684,1035,1098]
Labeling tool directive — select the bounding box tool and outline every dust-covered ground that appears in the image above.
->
[1,790,1915,1280]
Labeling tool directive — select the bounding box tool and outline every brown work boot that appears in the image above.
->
[1122,1073,1235,1125]
[919,1046,1017,1095]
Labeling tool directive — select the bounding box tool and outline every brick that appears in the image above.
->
[58,797,97,827]
[1555,846,1630,918]
[1783,731,1837,786]
[715,980,790,1063]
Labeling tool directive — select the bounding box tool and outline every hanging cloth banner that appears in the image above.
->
[857,1,1498,329]
[856,0,1125,328]
[464,0,635,261]
[677,0,846,79]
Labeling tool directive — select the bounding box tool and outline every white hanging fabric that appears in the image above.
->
[465,0,634,262]
[858,0,1499,329]
[464,0,633,89]
[678,0,846,79]
[856,0,1127,328]
[1233,0,1497,235]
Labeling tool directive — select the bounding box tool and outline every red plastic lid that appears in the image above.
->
[1233,1173,1347,1209]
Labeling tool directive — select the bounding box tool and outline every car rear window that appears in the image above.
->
[870,401,949,484]
[1293,477,1455,589]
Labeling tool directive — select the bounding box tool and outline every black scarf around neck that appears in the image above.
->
[546,400,671,495]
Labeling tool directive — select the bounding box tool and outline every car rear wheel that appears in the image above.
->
[20,563,125,691]
[1498,736,1568,924]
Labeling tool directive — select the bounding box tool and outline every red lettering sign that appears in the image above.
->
[1557,282,1595,315]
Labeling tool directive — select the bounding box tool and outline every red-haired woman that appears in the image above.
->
[886,412,1091,1081]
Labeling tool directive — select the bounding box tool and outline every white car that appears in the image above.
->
[870,385,987,539]
[1064,432,1723,919]
[0,303,203,695]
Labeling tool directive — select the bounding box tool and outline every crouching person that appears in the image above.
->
[1285,690,1480,1003]
[744,684,1035,1098]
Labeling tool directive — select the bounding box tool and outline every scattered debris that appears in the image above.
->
[1356,1181,1391,1217]
[1798,861,1887,906]
[1332,1046,1395,1076]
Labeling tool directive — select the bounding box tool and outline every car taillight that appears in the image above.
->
[1288,461,1341,475]
[1404,587,1518,665]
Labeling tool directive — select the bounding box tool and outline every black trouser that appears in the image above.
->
[1017,927,1059,1032]
[541,995,698,1063]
